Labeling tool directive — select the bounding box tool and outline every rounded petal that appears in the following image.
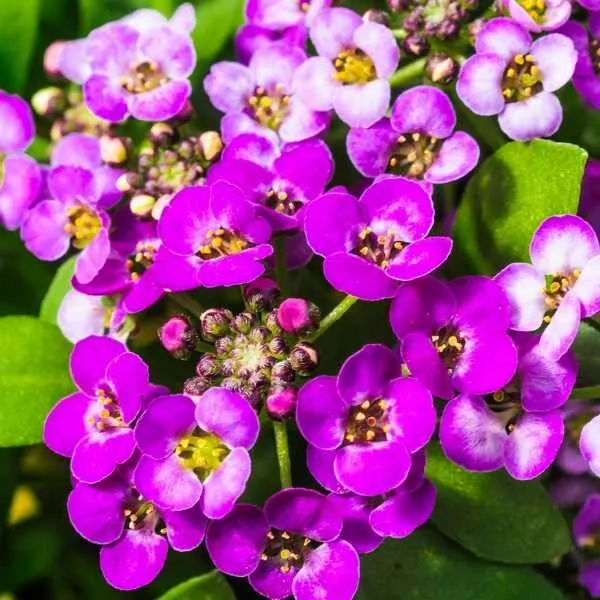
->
[475,17,532,60]
[70,336,126,395]
[451,275,511,330]
[20,200,70,261]
[456,54,506,116]
[346,118,397,178]
[0,91,35,152]
[105,352,149,423]
[129,80,191,122]
[574,255,600,317]
[333,79,390,128]
[386,237,453,282]
[43,392,93,457]
[138,26,196,78]
[83,75,129,122]
[52,133,100,169]
[296,376,346,450]
[250,562,295,600]
[162,505,207,552]
[425,131,480,184]
[354,22,399,79]
[0,154,42,230]
[203,61,254,113]
[579,561,600,598]
[498,93,562,141]
[529,33,576,93]
[198,250,270,287]
[277,98,330,143]
[310,8,362,58]
[307,446,348,493]
[249,44,305,89]
[538,292,581,360]
[580,416,600,477]
[292,56,336,112]
[328,494,383,553]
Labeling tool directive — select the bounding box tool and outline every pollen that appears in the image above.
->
[333,48,376,85]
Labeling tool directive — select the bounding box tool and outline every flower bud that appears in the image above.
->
[363,9,390,25]
[231,312,254,334]
[183,376,211,399]
[403,34,430,57]
[100,134,129,165]
[245,277,280,313]
[130,194,156,217]
[151,194,172,220]
[215,336,234,356]
[268,336,288,359]
[171,100,194,124]
[468,18,485,43]
[248,326,270,344]
[386,0,409,12]
[31,87,66,117]
[44,41,67,78]
[289,342,319,375]
[195,353,221,379]
[272,360,295,384]
[266,386,297,421]
[277,298,320,335]
[150,122,177,146]
[200,308,231,340]
[264,311,283,335]
[425,53,458,84]
[198,131,223,162]
[158,315,198,360]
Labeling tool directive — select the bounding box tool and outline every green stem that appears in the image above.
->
[275,236,291,298]
[196,341,215,354]
[389,59,427,88]
[169,293,203,317]
[570,386,600,400]
[273,421,292,488]
[391,28,407,40]
[310,295,358,343]
[584,317,600,335]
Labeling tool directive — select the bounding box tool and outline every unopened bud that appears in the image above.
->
[183,376,211,399]
[130,194,156,217]
[31,87,66,117]
[425,53,458,84]
[100,134,129,165]
[403,33,430,57]
[231,312,254,335]
[266,387,297,421]
[248,326,270,344]
[386,0,409,12]
[289,342,319,375]
[245,277,280,313]
[44,41,67,78]
[264,311,282,336]
[198,131,223,162]
[172,100,194,124]
[363,9,390,25]
[268,336,288,359]
[195,353,221,379]
[468,18,485,43]
[158,315,198,360]
[215,336,234,356]
[151,194,172,220]
[150,122,177,146]
[277,298,320,335]
[272,360,295,384]
[201,308,232,341]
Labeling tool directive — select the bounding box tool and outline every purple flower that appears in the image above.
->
[133,388,259,518]
[556,402,600,475]
[499,0,571,33]
[559,16,600,111]
[296,344,436,496]
[293,7,400,127]
[495,215,600,360]
[155,180,273,290]
[305,177,452,301]
[327,452,436,553]
[67,462,206,590]
[390,276,518,400]
[205,44,329,144]
[580,413,600,478]
[457,18,576,141]
[206,487,360,600]
[209,135,333,232]
[573,494,600,597]
[439,332,574,480]
[20,165,113,284]
[346,86,479,187]
[246,0,331,29]
[0,90,42,231]
[44,336,151,483]
[235,25,307,64]
[580,159,600,237]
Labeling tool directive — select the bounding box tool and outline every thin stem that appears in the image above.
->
[389,59,427,88]
[169,293,203,317]
[584,317,600,336]
[310,295,358,343]
[273,421,292,488]
[570,386,600,400]
[275,236,291,298]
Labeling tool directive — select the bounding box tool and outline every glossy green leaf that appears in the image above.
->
[40,256,76,325]
[451,140,587,275]
[426,446,571,564]
[158,570,236,600]
[0,0,40,92]
[193,0,244,65]
[0,316,73,446]
[573,321,600,388]
[358,528,565,600]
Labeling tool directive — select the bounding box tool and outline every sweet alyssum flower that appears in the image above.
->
[498,0,571,33]
[495,215,600,360]
[390,275,518,400]
[44,336,152,483]
[297,344,436,496]
[439,332,575,480]
[573,494,600,597]
[204,44,329,144]
[134,388,259,518]
[346,85,479,186]
[154,180,273,289]
[294,7,400,128]
[209,135,333,232]
[579,412,600,478]
[457,18,576,141]
[558,401,600,475]
[68,460,207,590]
[305,177,453,300]
[206,487,360,600]
[0,90,41,231]
[246,0,331,30]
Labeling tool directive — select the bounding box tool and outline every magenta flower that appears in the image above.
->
[208,134,333,232]
[560,16,600,111]
[346,85,479,186]
[305,177,452,300]
[67,463,206,590]
[297,344,436,496]
[457,18,576,141]
[579,414,600,478]
[206,488,360,600]
[155,180,273,290]
[246,0,331,29]
[580,159,600,236]
[235,25,307,64]
[133,388,259,518]
[495,215,600,360]
[573,494,600,597]
[44,337,151,484]
[498,0,571,33]
[294,7,400,127]
[439,332,575,480]
[204,45,329,144]
[391,276,518,400]
[0,90,42,231]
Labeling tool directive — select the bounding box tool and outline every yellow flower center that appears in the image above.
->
[502,54,543,103]
[516,0,546,23]
[64,206,102,249]
[333,48,376,85]
[197,227,248,259]
[121,61,167,94]
[248,85,291,131]
[175,432,230,479]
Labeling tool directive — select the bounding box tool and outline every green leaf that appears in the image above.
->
[451,140,587,275]
[0,0,40,92]
[157,570,236,600]
[573,321,600,387]
[426,446,571,564]
[40,256,77,325]
[193,0,244,65]
[358,528,565,600]
[0,316,73,447]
